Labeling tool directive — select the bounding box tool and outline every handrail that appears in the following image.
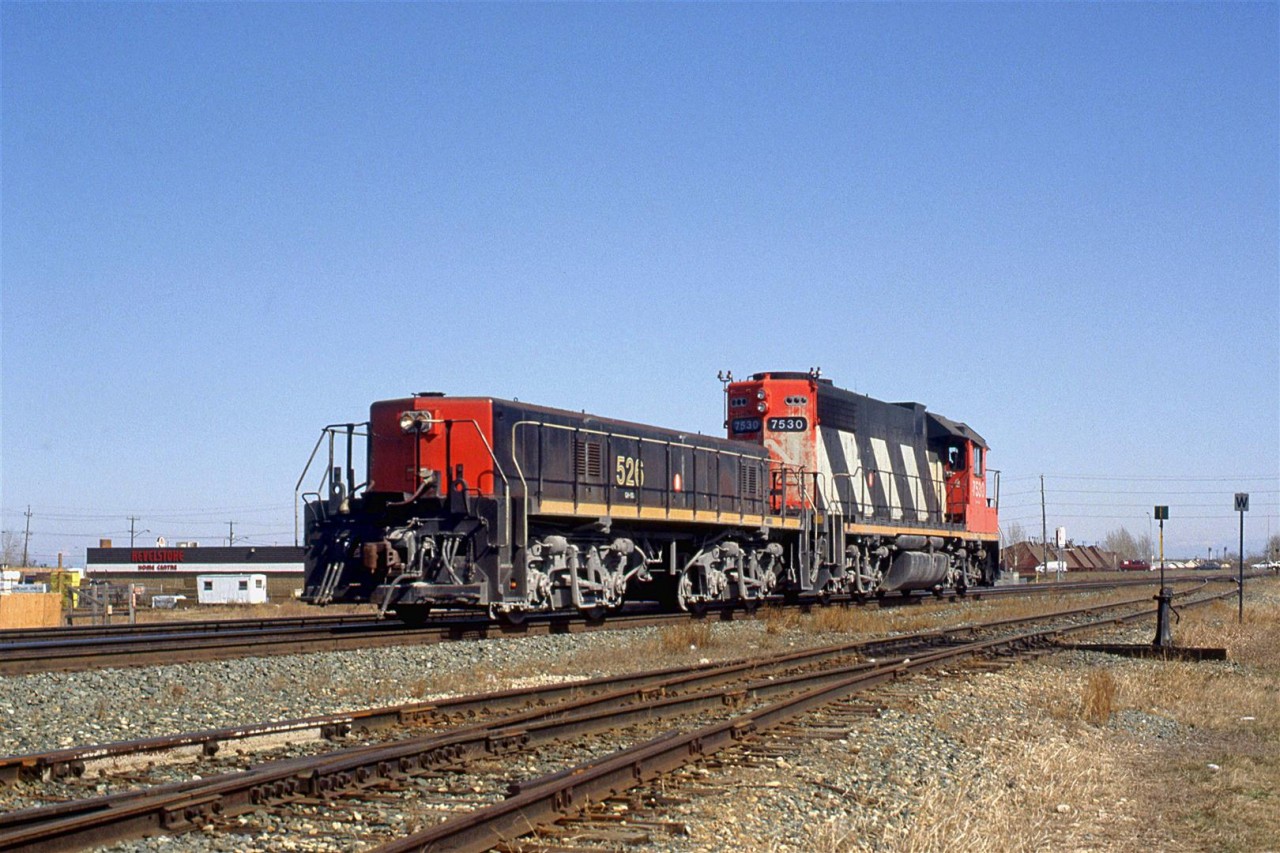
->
[293,423,370,546]
[511,420,770,538]
[414,418,511,548]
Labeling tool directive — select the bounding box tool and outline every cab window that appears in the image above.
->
[974,446,984,477]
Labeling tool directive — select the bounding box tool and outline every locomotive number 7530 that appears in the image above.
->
[767,417,808,432]
[615,455,645,487]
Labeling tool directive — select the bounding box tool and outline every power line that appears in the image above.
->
[1003,474,1278,483]
[1001,488,1280,499]
[1001,512,1280,522]
[1,504,292,519]
[998,499,1280,504]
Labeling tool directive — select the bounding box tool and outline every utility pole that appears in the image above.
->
[1040,475,1048,576]
[129,516,141,547]
[227,521,235,546]
[22,506,32,567]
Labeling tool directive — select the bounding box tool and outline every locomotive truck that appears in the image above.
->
[298,371,999,623]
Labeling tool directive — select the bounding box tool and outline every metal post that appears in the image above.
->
[1159,518,1165,589]
[1040,475,1047,581]
[1152,507,1162,560]
[1234,493,1249,623]
[1239,508,1245,624]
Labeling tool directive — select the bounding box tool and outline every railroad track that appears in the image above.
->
[0,587,1231,852]
[0,609,687,677]
[0,573,1230,676]
[0,611,383,643]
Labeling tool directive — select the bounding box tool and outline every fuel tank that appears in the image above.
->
[881,550,949,592]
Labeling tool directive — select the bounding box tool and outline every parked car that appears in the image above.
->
[1120,559,1151,571]
[1195,560,1223,571]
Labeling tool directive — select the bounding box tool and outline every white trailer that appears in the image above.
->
[196,573,268,605]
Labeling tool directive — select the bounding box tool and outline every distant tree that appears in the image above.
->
[1251,534,1280,563]
[1003,521,1027,545]
[1137,532,1155,561]
[1,531,21,567]
[1103,527,1142,560]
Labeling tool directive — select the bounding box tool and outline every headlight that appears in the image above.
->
[399,413,416,432]
[756,389,766,400]
[756,401,768,413]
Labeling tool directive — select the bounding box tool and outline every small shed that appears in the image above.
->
[196,573,268,605]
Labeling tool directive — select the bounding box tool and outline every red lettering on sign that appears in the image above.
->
[130,549,184,563]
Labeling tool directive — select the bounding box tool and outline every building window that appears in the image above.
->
[238,580,248,591]
[203,581,213,591]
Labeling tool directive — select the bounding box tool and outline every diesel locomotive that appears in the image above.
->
[298,371,1000,623]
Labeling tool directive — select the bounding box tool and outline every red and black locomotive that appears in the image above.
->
[299,371,1000,623]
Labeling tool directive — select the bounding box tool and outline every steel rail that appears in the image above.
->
[5,570,1230,646]
[0,639,931,849]
[0,612,385,643]
[373,588,1238,853]
[0,591,1210,852]
[1,573,1226,676]
[0,583,1190,786]
[0,609,704,677]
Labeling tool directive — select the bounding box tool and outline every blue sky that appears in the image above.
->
[3,3,1277,564]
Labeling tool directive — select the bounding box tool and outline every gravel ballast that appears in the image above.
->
[3,580,1273,852]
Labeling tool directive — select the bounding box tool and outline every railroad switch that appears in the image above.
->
[1060,587,1227,662]
[1152,587,1177,649]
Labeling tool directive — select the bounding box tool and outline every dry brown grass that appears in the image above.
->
[808,605,861,634]
[800,578,1280,853]
[114,600,378,623]
[762,606,802,635]
[653,621,720,656]
[1081,668,1118,726]
[803,732,1137,853]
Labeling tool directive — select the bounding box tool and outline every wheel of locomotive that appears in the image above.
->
[490,605,527,626]
[393,605,432,627]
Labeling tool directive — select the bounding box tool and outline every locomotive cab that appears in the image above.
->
[932,420,999,537]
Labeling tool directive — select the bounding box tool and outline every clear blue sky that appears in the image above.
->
[3,3,1277,564]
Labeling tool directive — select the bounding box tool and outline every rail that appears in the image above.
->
[0,589,1235,851]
